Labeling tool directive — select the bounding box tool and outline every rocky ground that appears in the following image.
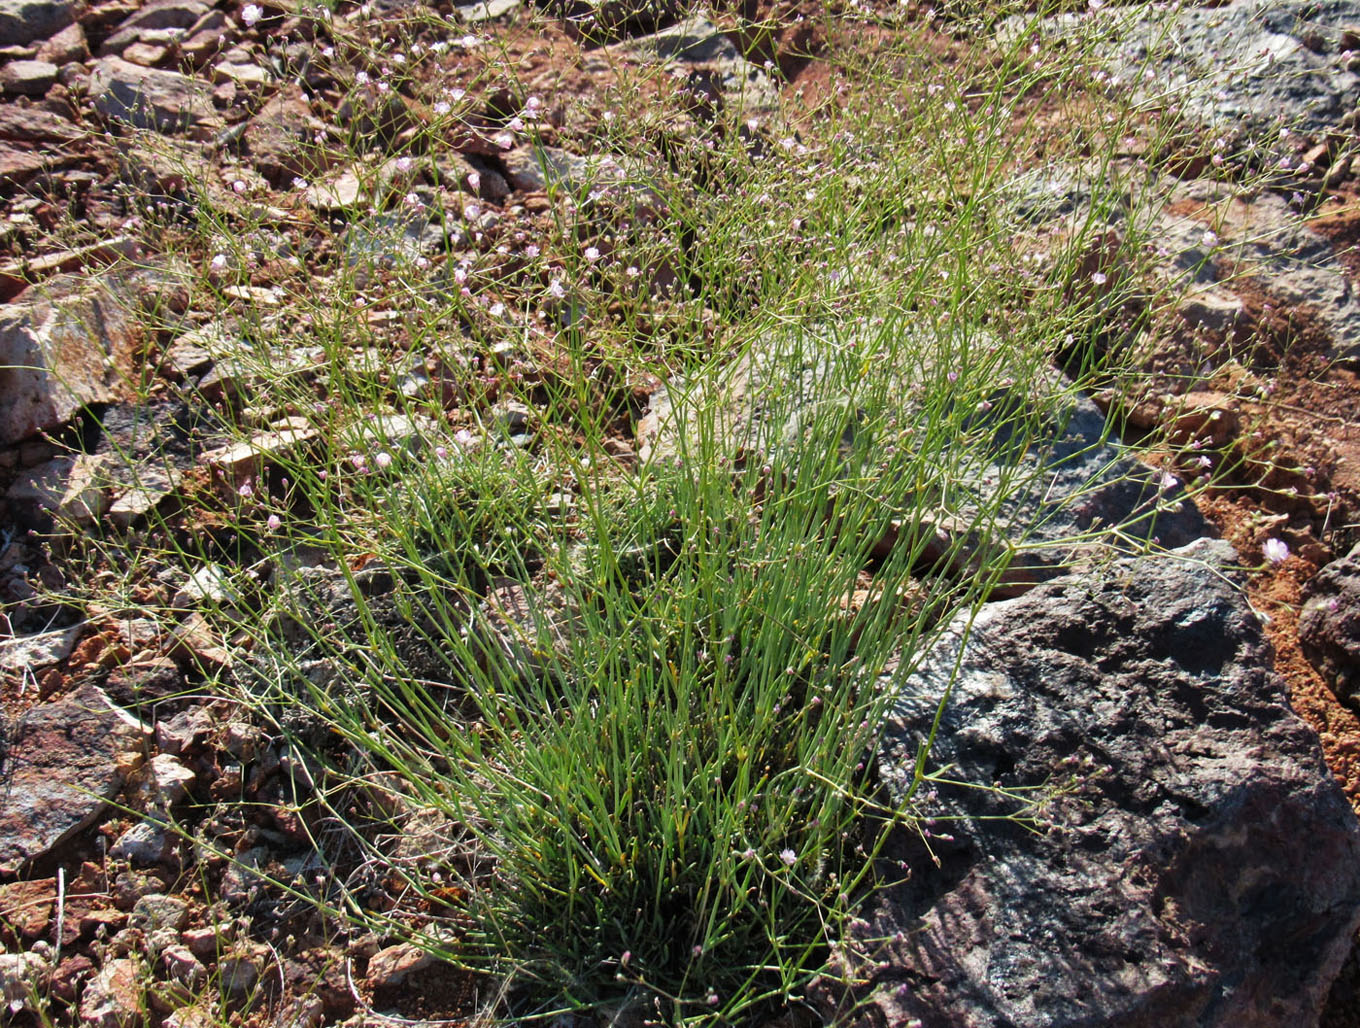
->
[4,0,1360,1024]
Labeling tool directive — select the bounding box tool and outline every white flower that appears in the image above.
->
[779,848,796,867]
[1090,271,1108,286]
[1263,538,1290,564]
[374,451,393,469]
[241,3,262,25]
[210,253,228,269]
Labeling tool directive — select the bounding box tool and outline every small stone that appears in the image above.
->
[212,59,270,89]
[135,753,197,809]
[48,952,94,1004]
[199,416,317,495]
[164,612,233,670]
[159,944,206,989]
[80,957,145,1028]
[111,869,167,910]
[130,893,190,934]
[163,1004,215,1028]
[0,950,50,1015]
[0,620,83,670]
[1300,542,1360,705]
[0,58,57,94]
[114,0,211,32]
[154,706,215,756]
[181,925,228,960]
[218,944,267,1002]
[274,995,325,1028]
[108,820,176,866]
[170,563,238,610]
[120,41,168,66]
[89,56,223,137]
[365,943,434,988]
[34,21,85,63]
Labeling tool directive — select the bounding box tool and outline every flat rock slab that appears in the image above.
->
[838,539,1360,1027]
[90,56,223,137]
[0,684,144,873]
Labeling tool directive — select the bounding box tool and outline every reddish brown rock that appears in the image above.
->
[0,683,144,873]
[0,878,56,940]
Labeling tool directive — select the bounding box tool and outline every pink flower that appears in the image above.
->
[1263,538,1290,564]
[779,848,796,867]
[584,246,601,262]
[266,513,282,531]
[374,451,393,469]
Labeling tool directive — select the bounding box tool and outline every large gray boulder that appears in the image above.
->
[828,539,1360,1027]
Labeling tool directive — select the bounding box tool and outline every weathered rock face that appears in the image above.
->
[89,56,222,136]
[1011,0,1360,144]
[0,0,80,47]
[834,539,1360,1027]
[1300,542,1360,705]
[0,684,145,873]
[0,267,184,447]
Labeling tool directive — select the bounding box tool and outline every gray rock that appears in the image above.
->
[108,820,177,865]
[0,950,50,1015]
[112,0,210,33]
[0,619,83,670]
[838,539,1360,1027]
[90,56,223,136]
[341,210,450,287]
[241,85,337,186]
[609,14,780,116]
[1013,0,1360,144]
[1300,542,1360,704]
[79,957,144,1028]
[130,893,190,934]
[453,0,520,21]
[0,267,182,447]
[0,101,85,142]
[1006,164,1360,363]
[0,0,77,47]
[0,684,145,873]
[639,326,1208,589]
[5,453,111,524]
[34,20,85,62]
[0,58,57,95]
